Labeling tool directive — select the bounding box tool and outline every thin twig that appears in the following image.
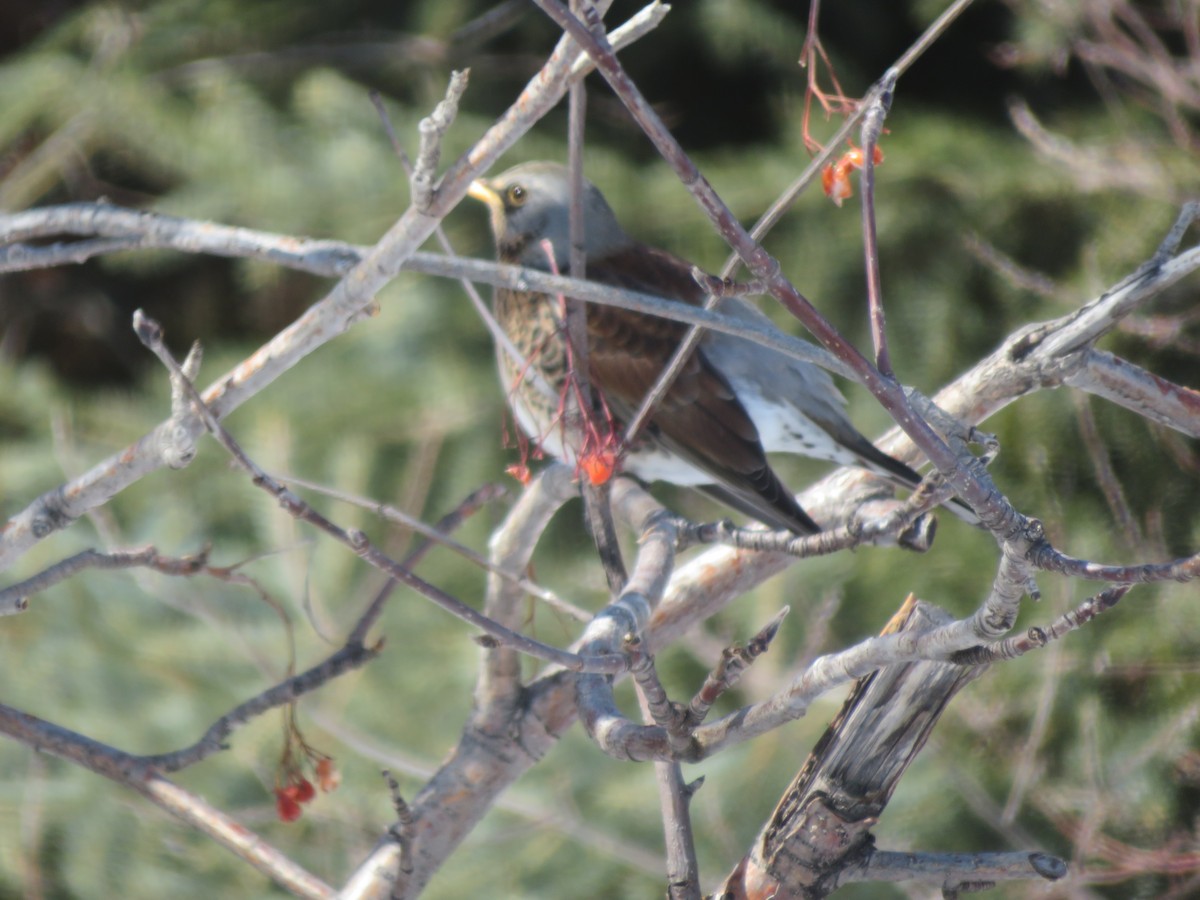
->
[1027,541,1200,584]
[368,90,548,401]
[685,607,789,728]
[838,848,1067,890]
[0,702,336,898]
[949,586,1130,665]
[1073,395,1142,545]
[382,770,416,875]
[674,483,946,556]
[341,481,562,649]
[0,545,208,614]
[565,1,626,595]
[634,678,702,900]
[859,69,897,376]
[131,311,623,674]
[282,475,589,625]
[142,643,380,772]
[412,70,470,210]
[626,634,689,750]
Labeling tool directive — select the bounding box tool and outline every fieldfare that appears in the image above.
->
[468,161,972,534]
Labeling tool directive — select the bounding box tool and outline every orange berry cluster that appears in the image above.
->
[274,756,340,823]
[821,144,885,206]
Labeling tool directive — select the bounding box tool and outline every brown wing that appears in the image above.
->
[586,243,818,533]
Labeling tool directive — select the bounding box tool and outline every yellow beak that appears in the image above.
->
[467,178,507,240]
[467,178,502,211]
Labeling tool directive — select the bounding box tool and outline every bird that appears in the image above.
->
[468,161,973,534]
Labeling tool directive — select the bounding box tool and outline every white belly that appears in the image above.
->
[737,390,858,466]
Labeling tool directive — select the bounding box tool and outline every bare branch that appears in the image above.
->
[281,476,589,631]
[1028,541,1200,584]
[719,599,1003,898]
[950,586,1130,666]
[476,463,578,720]
[637,665,702,900]
[653,760,703,900]
[132,311,623,674]
[1034,201,1200,358]
[411,70,470,210]
[575,483,678,759]
[575,520,1036,765]
[685,607,789,728]
[1065,349,1200,437]
[0,204,848,371]
[839,849,1067,891]
[354,470,617,898]
[859,68,897,376]
[0,545,212,615]
[0,703,335,898]
[382,770,416,876]
[142,644,379,773]
[0,203,364,275]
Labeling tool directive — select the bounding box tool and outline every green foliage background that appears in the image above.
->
[0,1,1197,897]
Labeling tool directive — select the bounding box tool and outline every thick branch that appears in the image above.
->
[720,599,999,899]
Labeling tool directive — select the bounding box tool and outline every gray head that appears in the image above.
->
[468,161,631,270]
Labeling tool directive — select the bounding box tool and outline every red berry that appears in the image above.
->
[275,789,303,822]
[294,778,316,803]
[580,450,616,486]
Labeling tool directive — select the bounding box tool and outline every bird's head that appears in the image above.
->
[467,161,630,271]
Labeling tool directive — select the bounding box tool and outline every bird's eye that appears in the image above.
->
[505,184,527,207]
